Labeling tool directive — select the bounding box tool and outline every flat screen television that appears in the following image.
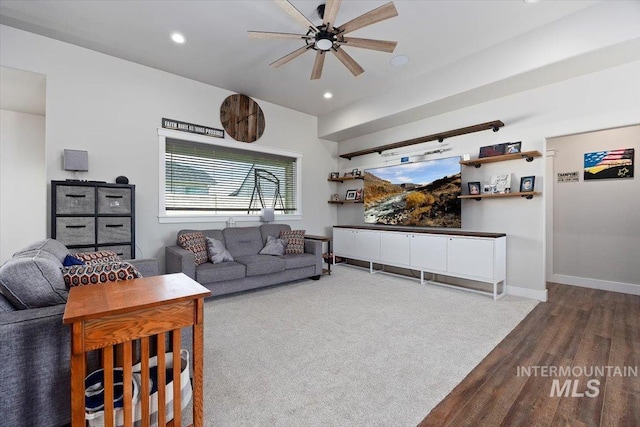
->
[364,156,461,228]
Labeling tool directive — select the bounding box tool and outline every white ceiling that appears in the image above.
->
[0,0,598,119]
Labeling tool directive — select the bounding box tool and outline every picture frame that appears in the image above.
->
[468,181,481,196]
[330,193,340,201]
[505,141,522,154]
[520,176,535,192]
[329,172,339,179]
[355,188,363,201]
[352,168,362,177]
[345,189,357,200]
[479,144,505,158]
[483,184,494,194]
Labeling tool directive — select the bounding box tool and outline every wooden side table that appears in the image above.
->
[63,273,210,427]
[305,234,332,274]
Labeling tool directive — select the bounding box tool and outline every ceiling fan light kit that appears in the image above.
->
[249,0,399,80]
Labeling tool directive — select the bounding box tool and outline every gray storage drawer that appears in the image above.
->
[98,187,132,214]
[97,217,131,244]
[97,245,132,260]
[56,186,95,214]
[56,217,95,245]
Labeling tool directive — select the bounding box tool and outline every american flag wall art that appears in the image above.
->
[584,148,634,180]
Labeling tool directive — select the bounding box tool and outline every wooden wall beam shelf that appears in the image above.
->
[327,176,364,183]
[339,120,504,160]
[460,150,542,167]
[328,200,364,204]
[458,191,541,200]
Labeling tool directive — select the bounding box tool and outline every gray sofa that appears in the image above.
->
[0,239,159,427]
[165,224,322,297]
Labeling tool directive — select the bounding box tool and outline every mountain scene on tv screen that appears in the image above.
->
[364,158,462,228]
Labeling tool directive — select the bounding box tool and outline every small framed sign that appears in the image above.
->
[162,118,224,138]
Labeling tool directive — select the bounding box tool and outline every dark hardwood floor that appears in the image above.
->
[419,282,640,427]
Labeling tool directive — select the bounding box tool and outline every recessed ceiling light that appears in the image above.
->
[323,92,333,99]
[171,33,186,44]
[523,0,539,3]
[390,55,409,67]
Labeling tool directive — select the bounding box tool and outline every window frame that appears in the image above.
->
[158,128,302,223]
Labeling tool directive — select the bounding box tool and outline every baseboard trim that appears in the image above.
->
[507,285,548,302]
[552,274,640,296]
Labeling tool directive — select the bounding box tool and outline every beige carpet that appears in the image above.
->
[196,265,537,426]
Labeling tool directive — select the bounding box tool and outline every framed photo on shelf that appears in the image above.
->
[355,188,363,201]
[520,176,535,192]
[345,189,357,200]
[468,181,481,195]
[483,184,494,194]
[329,172,339,179]
[479,144,505,158]
[330,193,340,201]
[352,168,362,177]
[505,141,522,154]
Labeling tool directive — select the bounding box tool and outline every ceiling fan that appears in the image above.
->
[248,0,398,80]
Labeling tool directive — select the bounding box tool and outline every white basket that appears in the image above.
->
[85,349,192,427]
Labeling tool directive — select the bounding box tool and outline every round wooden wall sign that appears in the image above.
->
[220,94,265,143]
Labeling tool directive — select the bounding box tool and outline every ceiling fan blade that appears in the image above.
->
[338,2,398,35]
[332,48,364,77]
[339,37,397,53]
[274,0,318,32]
[323,0,342,31]
[311,51,326,80]
[270,45,311,68]
[248,31,312,40]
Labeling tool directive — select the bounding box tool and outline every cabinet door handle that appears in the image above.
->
[105,195,123,199]
[66,225,86,229]
[105,224,124,228]
[65,194,86,198]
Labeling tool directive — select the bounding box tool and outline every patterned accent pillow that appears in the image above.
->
[205,237,234,264]
[62,262,142,288]
[177,232,208,266]
[279,229,306,254]
[74,250,122,266]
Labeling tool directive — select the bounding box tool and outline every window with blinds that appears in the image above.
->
[165,138,298,214]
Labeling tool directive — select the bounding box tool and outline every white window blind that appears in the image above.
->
[165,138,298,214]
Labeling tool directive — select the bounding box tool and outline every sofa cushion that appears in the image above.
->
[177,232,208,266]
[73,250,121,266]
[234,254,286,277]
[259,235,286,256]
[282,253,317,270]
[0,294,15,312]
[62,262,142,288]
[223,227,264,258]
[196,261,246,284]
[13,238,70,263]
[279,230,306,254]
[259,224,291,244]
[205,237,234,264]
[0,250,68,309]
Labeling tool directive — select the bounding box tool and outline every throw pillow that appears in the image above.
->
[63,254,85,267]
[205,237,234,264]
[62,262,142,288]
[259,235,286,256]
[74,250,122,266]
[279,229,306,254]
[177,232,208,266]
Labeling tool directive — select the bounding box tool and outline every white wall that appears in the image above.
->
[547,125,640,294]
[0,109,46,262]
[0,25,338,269]
[335,60,640,300]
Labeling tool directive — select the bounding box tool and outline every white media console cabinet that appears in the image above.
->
[333,225,507,300]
